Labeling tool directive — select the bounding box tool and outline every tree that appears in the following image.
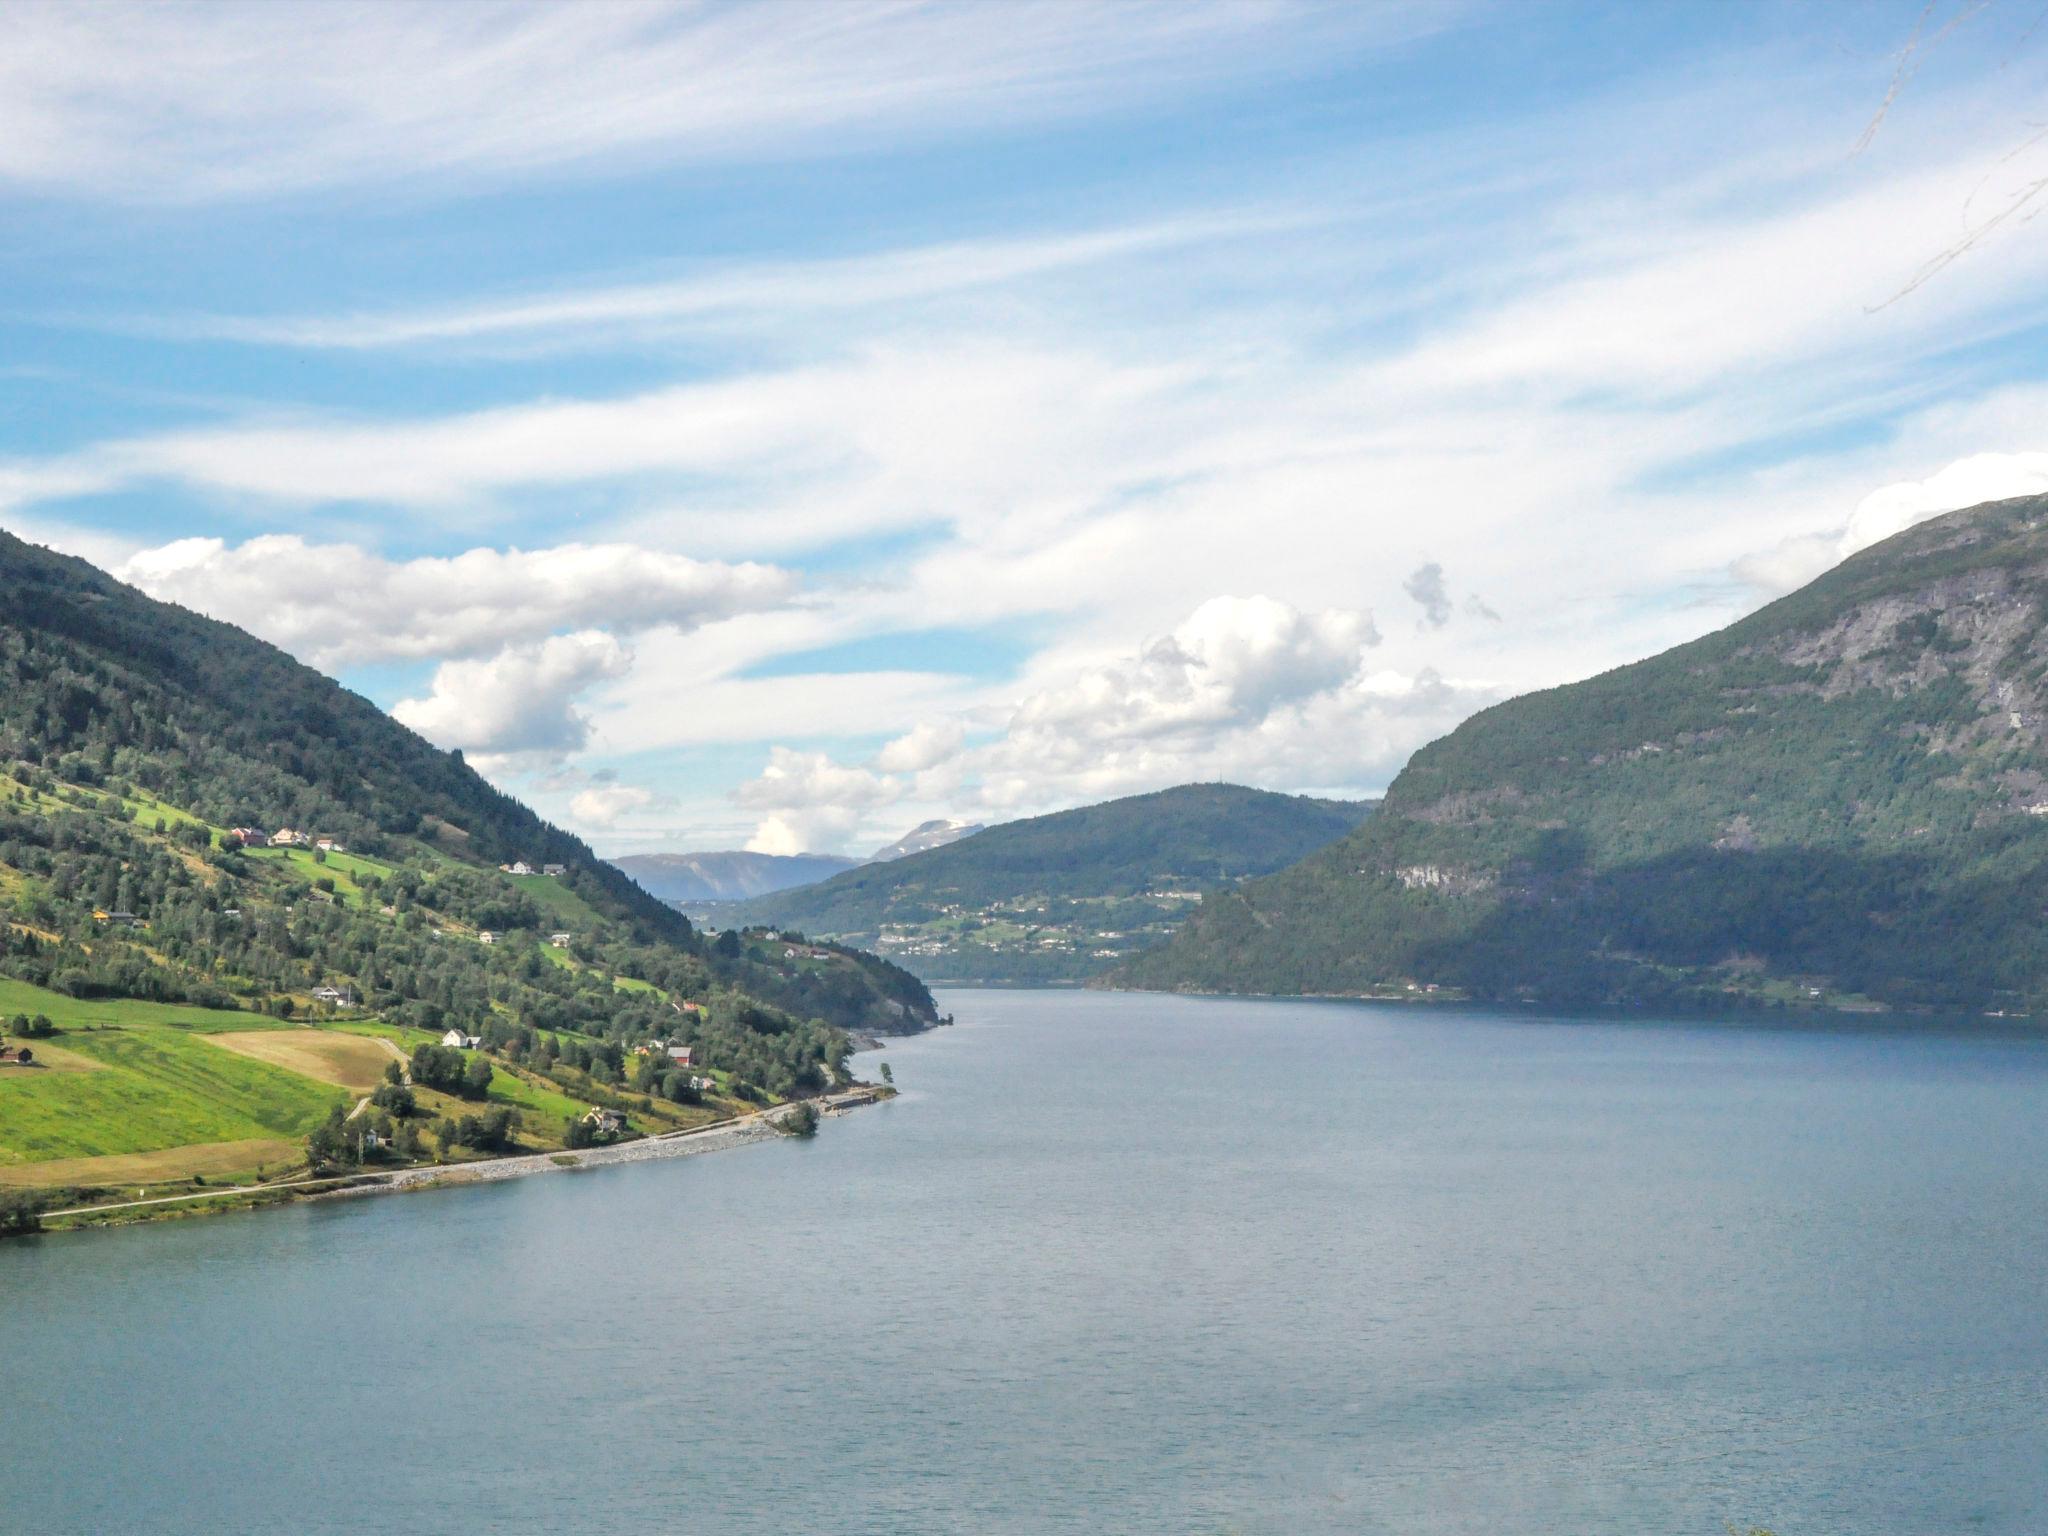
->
[305,1104,355,1174]
[0,1189,43,1237]
[878,1061,893,1085]
[781,1101,820,1138]
[460,1053,495,1101]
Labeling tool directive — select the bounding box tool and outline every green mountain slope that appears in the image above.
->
[722,783,1373,983]
[1117,495,2048,1014]
[0,527,937,1060]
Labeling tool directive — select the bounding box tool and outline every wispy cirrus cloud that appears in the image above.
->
[0,0,1461,201]
[146,214,1305,351]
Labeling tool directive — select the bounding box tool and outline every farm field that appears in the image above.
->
[0,977,343,1179]
[209,1029,400,1092]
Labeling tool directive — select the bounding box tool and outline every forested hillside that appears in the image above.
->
[0,527,937,1075]
[724,784,1372,983]
[1119,495,2048,1014]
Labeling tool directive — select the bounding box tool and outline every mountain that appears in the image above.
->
[871,818,983,861]
[727,784,1373,984]
[613,850,859,903]
[1118,495,2048,1015]
[0,526,938,1051]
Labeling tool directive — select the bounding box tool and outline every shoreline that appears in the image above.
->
[34,1087,890,1233]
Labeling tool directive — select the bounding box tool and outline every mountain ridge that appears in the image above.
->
[723,783,1373,984]
[1115,495,2048,1014]
[612,850,860,903]
[0,525,937,1041]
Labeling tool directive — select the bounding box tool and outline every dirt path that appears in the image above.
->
[42,1173,320,1219]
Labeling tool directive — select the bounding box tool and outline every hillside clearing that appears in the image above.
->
[208,1029,396,1092]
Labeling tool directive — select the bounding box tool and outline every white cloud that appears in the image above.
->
[875,722,967,774]
[0,1,1455,201]
[1732,450,2048,594]
[569,783,655,828]
[115,535,793,666]
[1009,595,1377,742]
[738,747,902,854]
[729,595,1401,852]
[392,631,629,767]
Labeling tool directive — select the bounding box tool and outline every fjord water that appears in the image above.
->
[5,992,2047,1535]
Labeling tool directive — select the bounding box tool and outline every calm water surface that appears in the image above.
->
[4,990,2047,1535]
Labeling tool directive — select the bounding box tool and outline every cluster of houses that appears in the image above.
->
[633,1039,716,1094]
[228,828,348,853]
[498,861,567,877]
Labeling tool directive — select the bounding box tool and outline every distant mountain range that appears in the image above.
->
[612,819,984,906]
[871,818,983,861]
[721,784,1373,984]
[1118,494,2048,1015]
[610,850,860,903]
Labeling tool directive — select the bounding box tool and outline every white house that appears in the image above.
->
[549,931,573,948]
[478,931,497,945]
[270,828,310,847]
[314,837,346,853]
[311,985,356,1006]
[440,1028,483,1049]
[501,861,536,877]
[583,1106,626,1135]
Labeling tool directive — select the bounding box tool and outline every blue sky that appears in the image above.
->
[6,0,2048,854]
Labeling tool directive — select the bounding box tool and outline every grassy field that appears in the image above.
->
[0,1138,303,1190]
[0,977,271,1033]
[241,844,396,905]
[509,872,604,927]
[0,1025,342,1170]
[0,976,346,1182]
[209,1029,398,1092]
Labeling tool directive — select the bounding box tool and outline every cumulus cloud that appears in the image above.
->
[1010,595,1377,743]
[115,535,792,667]
[569,783,655,827]
[732,595,1396,851]
[1732,451,2048,594]
[392,631,629,767]
[737,748,910,854]
[874,721,967,773]
[1403,562,1451,628]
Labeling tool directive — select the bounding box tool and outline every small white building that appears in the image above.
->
[270,828,310,847]
[501,861,536,877]
[311,985,356,1006]
[478,930,497,945]
[440,1028,483,1049]
[550,931,574,948]
[314,837,346,853]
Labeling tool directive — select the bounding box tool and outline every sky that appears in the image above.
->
[6,0,2048,857]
